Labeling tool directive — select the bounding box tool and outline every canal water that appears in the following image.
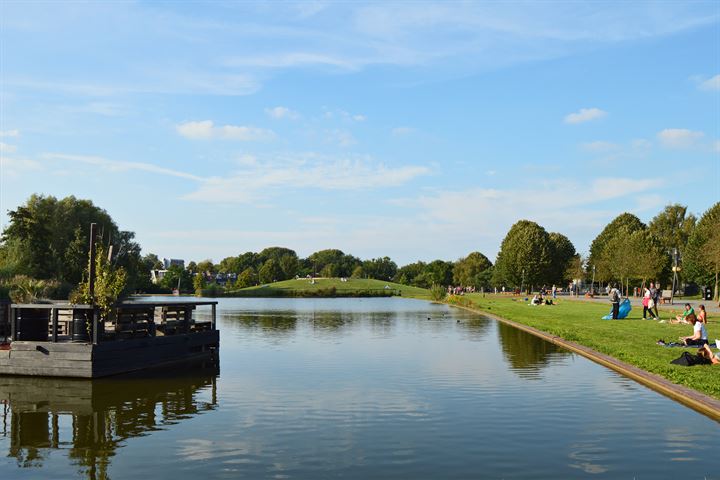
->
[1,297,719,479]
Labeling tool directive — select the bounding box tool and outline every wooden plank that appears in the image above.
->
[9,342,94,353]
[9,350,93,361]
[0,365,93,378]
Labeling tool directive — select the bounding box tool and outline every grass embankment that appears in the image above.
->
[451,294,720,400]
[226,278,431,299]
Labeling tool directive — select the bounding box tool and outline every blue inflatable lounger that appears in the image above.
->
[602,298,632,320]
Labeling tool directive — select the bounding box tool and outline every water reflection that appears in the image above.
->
[497,322,570,377]
[0,363,218,479]
[455,315,492,342]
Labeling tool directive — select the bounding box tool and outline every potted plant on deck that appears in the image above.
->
[70,244,127,342]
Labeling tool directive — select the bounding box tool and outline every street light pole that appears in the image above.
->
[591,265,596,296]
[520,269,525,295]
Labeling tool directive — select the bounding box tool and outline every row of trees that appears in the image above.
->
[586,203,720,298]
[1,195,718,301]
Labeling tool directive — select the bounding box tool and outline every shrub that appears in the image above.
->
[430,284,447,301]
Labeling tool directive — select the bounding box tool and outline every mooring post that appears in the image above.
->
[211,303,216,330]
[51,308,58,343]
[88,223,97,302]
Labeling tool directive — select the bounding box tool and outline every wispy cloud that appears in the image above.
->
[326,129,356,147]
[0,142,18,153]
[564,108,607,124]
[42,153,205,181]
[176,120,276,141]
[392,126,414,136]
[698,74,720,91]
[184,153,430,203]
[0,130,20,137]
[657,128,704,148]
[265,106,300,120]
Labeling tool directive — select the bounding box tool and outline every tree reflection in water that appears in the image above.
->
[497,322,571,377]
[0,362,218,480]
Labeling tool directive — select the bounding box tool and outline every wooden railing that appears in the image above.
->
[7,301,218,344]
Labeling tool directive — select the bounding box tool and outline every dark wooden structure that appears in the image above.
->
[0,300,218,378]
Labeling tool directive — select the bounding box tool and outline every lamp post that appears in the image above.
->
[670,248,680,305]
[591,265,596,296]
[520,269,525,295]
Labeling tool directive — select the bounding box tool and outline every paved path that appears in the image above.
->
[559,294,720,315]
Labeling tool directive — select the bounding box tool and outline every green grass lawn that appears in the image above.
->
[453,293,720,400]
[228,277,431,298]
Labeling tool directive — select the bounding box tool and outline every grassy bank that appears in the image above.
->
[226,278,431,298]
[449,294,720,400]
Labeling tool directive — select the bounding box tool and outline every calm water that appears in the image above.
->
[1,297,719,479]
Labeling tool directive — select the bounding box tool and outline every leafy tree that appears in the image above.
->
[235,267,257,288]
[362,257,398,280]
[547,232,576,285]
[453,252,493,288]
[684,202,720,301]
[186,261,198,272]
[0,194,118,284]
[142,253,163,270]
[320,263,337,278]
[493,220,553,290]
[193,273,206,292]
[423,260,454,287]
[588,213,646,282]
[160,265,192,292]
[394,261,426,286]
[601,228,667,295]
[351,265,364,278]
[258,259,282,284]
[648,204,697,257]
[196,259,216,274]
[305,249,360,277]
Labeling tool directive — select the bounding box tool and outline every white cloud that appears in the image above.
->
[564,108,607,124]
[714,140,720,153]
[699,74,720,91]
[265,106,300,120]
[176,120,276,141]
[657,128,704,148]
[352,114,366,122]
[392,126,414,136]
[327,129,356,147]
[0,142,18,153]
[0,130,19,137]
[183,153,430,203]
[42,153,205,181]
[0,155,40,176]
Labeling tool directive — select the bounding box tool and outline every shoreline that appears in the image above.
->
[448,300,720,422]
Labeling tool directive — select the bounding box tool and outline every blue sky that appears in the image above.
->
[1,1,718,265]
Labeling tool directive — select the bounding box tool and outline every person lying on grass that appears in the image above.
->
[679,315,708,347]
[697,344,720,365]
[672,303,696,324]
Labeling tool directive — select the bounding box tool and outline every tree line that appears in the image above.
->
[0,195,718,301]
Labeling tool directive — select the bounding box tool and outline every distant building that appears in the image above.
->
[163,258,185,269]
[151,269,168,284]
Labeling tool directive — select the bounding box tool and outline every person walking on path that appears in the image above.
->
[642,285,652,319]
[649,282,659,320]
[609,283,622,320]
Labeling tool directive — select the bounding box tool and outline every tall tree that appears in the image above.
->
[0,194,118,284]
[493,220,553,290]
[547,232,576,285]
[684,202,720,301]
[362,257,398,280]
[453,252,493,289]
[648,204,697,256]
[588,213,646,282]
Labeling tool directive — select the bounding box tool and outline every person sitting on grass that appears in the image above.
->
[679,314,708,347]
[697,304,707,324]
[672,303,696,324]
[697,344,720,365]
[530,294,542,306]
